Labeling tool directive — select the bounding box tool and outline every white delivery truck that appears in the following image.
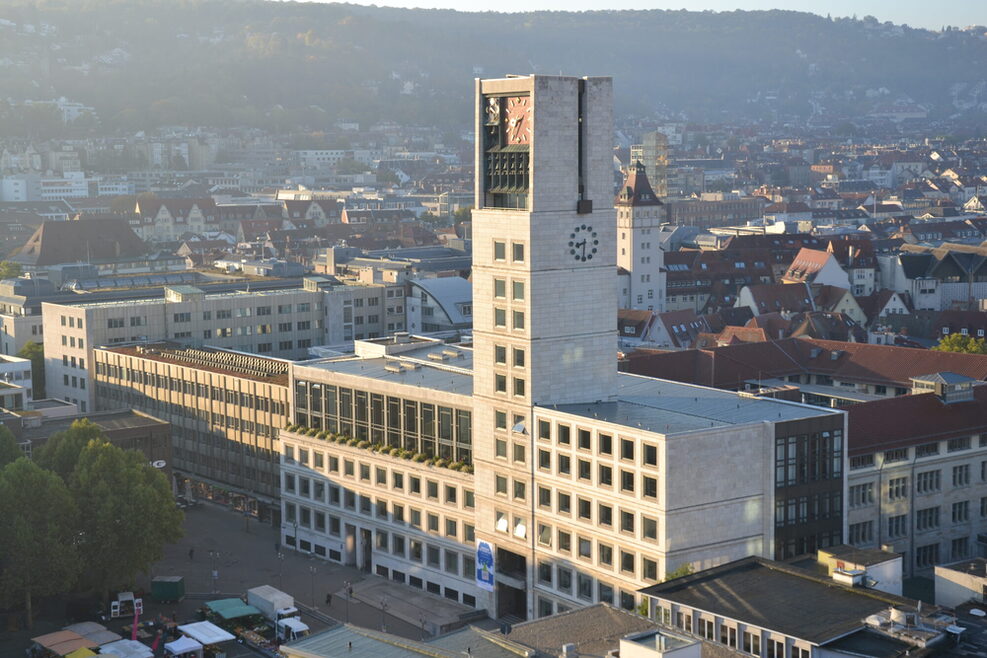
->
[246,585,310,643]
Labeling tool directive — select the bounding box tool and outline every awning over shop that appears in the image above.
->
[164,635,203,656]
[31,631,97,657]
[204,598,262,620]
[177,621,236,645]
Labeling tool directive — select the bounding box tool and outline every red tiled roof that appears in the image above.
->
[745,282,815,313]
[623,337,987,390]
[847,385,987,455]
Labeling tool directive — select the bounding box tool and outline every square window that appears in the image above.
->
[495,345,507,364]
[512,243,524,262]
[494,308,506,327]
[513,348,525,368]
[512,310,525,330]
[512,281,525,300]
[494,241,506,260]
[513,443,526,463]
[494,279,506,298]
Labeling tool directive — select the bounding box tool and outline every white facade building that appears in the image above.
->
[278,75,846,622]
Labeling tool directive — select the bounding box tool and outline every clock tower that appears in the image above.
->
[471,75,617,409]
[471,75,616,619]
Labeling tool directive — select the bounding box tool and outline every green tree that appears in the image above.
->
[0,261,22,279]
[663,563,694,581]
[932,334,987,354]
[16,341,44,399]
[0,424,22,468]
[36,419,106,482]
[453,206,473,223]
[71,440,183,599]
[0,459,79,628]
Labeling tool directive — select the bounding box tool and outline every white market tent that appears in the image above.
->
[98,639,155,658]
[176,621,235,645]
[164,635,203,657]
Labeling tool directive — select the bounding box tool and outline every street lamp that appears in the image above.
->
[309,565,317,608]
[293,520,299,552]
[419,614,426,641]
[208,550,219,594]
[380,596,388,633]
[277,552,285,590]
[343,580,351,623]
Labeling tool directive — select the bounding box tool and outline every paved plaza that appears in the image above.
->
[3,501,489,656]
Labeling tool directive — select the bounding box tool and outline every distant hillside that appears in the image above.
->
[1,0,987,134]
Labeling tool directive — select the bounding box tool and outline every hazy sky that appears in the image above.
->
[310,1,985,31]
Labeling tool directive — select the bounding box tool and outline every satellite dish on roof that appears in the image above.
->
[151,460,167,469]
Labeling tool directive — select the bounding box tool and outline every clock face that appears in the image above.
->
[568,224,599,262]
[503,96,532,145]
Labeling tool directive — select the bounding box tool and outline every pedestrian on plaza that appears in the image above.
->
[325,592,332,606]
[188,547,194,561]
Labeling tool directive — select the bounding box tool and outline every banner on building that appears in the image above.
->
[475,540,494,592]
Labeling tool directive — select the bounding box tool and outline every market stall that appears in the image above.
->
[30,631,97,657]
[164,635,203,658]
[204,598,263,623]
[98,639,154,658]
[176,621,235,658]
[64,649,96,658]
[62,622,121,647]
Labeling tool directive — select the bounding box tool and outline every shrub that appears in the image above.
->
[434,458,449,468]
[306,427,319,437]
[356,440,370,449]
[412,452,427,463]
[317,431,329,440]
[347,438,359,446]
[449,461,464,471]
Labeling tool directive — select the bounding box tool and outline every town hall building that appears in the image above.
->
[277,75,846,622]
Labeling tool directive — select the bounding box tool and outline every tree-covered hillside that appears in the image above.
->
[1,0,986,133]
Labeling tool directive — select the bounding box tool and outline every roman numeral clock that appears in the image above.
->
[482,95,532,210]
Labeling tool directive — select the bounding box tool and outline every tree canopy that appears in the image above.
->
[0,458,80,628]
[0,424,23,468]
[16,341,44,399]
[0,421,184,625]
[0,261,22,279]
[932,333,987,354]
[36,418,105,481]
[72,439,184,597]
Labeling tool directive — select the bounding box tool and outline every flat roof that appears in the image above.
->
[640,557,921,645]
[21,409,168,441]
[940,557,987,578]
[101,343,290,385]
[297,351,836,432]
[296,343,473,398]
[552,374,838,435]
[822,545,900,567]
[823,629,912,658]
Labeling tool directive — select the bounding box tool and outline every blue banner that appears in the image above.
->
[476,540,494,592]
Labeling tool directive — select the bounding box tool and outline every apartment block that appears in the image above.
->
[845,373,987,576]
[44,283,327,411]
[93,343,290,520]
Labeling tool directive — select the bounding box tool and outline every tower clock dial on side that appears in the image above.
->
[502,96,532,145]
[568,224,598,262]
